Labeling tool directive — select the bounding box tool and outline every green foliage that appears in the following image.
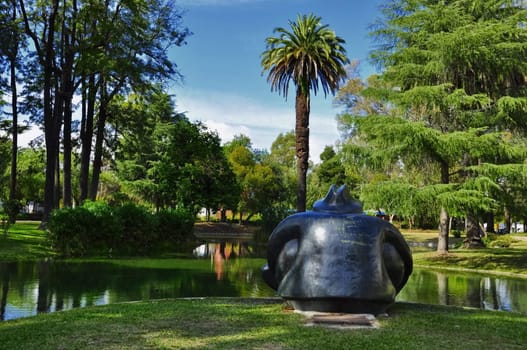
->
[335,0,527,236]
[451,230,462,238]
[155,208,194,242]
[260,204,291,235]
[482,234,513,248]
[0,212,9,237]
[1,199,22,224]
[113,204,156,254]
[47,207,94,257]
[224,135,290,222]
[15,148,46,205]
[47,202,195,257]
[112,92,238,215]
[261,13,349,98]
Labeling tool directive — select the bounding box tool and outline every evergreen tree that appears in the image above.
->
[339,0,527,252]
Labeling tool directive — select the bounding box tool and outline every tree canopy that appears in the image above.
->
[337,0,527,251]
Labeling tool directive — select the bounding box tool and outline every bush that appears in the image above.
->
[451,230,463,238]
[114,204,156,254]
[155,208,195,243]
[47,207,94,256]
[47,202,196,256]
[482,234,512,248]
[2,199,22,224]
[260,205,291,235]
[80,201,120,251]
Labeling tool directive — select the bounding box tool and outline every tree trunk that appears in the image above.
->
[54,144,61,209]
[464,212,485,248]
[504,207,511,234]
[437,161,449,253]
[52,82,63,209]
[89,101,107,200]
[89,77,123,200]
[485,212,495,233]
[41,0,60,223]
[9,35,18,202]
[437,206,449,254]
[295,88,310,212]
[63,96,73,207]
[79,75,96,202]
[61,15,76,208]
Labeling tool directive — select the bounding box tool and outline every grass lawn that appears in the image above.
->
[401,229,527,276]
[1,298,526,350]
[0,221,53,261]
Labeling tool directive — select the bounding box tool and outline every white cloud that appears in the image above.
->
[174,88,341,162]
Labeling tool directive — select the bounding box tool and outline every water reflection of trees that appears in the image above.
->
[194,241,270,297]
[0,251,274,321]
[397,269,527,313]
[3,260,526,321]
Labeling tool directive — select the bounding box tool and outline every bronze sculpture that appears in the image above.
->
[262,185,413,314]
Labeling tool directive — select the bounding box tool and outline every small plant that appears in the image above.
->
[451,230,462,238]
[482,233,513,248]
[1,213,9,238]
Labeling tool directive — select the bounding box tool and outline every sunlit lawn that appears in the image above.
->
[0,221,53,261]
[1,298,526,350]
[401,229,527,276]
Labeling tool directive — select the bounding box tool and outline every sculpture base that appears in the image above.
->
[286,298,393,315]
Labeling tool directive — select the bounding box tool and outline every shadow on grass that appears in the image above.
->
[0,221,52,261]
[2,299,527,350]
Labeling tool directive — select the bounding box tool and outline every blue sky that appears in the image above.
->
[170,0,384,162]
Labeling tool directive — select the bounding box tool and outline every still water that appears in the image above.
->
[1,242,527,321]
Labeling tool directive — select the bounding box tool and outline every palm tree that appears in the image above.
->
[261,14,349,212]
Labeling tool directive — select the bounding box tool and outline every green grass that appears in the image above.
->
[0,221,53,261]
[412,248,527,275]
[401,229,527,276]
[0,298,526,350]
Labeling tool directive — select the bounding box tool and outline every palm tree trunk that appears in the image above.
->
[295,88,310,212]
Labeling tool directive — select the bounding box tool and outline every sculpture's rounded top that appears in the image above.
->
[312,184,363,213]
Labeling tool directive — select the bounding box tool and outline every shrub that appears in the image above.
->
[155,208,195,243]
[114,203,156,254]
[451,230,462,238]
[2,199,22,224]
[47,202,196,256]
[80,200,121,251]
[482,234,513,248]
[260,205,291,236]
[47,207,94,256]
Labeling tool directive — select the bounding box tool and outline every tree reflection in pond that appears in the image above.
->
[1,256,527,321]
[397,269,527,313]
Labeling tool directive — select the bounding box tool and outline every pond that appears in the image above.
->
[1,241,527,321]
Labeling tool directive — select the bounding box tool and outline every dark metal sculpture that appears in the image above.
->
[262,185,413,314]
